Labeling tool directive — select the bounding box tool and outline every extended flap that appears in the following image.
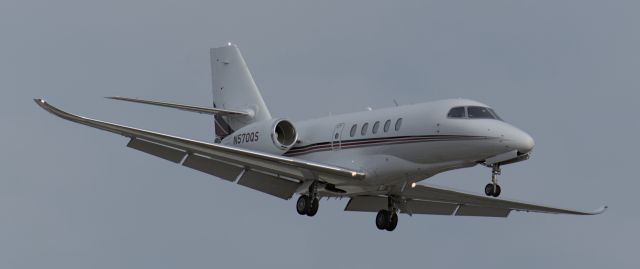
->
[182,154,243,182]
[455,205,510,217]
[237,170,300,200]
[127,138,186,163]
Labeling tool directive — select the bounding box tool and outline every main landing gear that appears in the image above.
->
[296,195,319,216]
[296,182,319,217]
[375,197,399,232]
[376,210,398,231]
[484,165,502,197]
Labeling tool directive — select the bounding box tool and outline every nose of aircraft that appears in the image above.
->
[512,128,535,154]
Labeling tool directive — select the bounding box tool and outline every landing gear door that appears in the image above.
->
[331,123,345,151]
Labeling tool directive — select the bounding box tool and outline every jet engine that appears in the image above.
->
[221,118,298,155]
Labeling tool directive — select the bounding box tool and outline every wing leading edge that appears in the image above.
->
[346,184,606,217]
[34,99,365,199]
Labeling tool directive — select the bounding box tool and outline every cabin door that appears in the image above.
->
[331,123,345,151]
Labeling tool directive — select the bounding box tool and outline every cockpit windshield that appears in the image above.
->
[447,106,502,121]
[468,106,495,119]
[447,107,466,118]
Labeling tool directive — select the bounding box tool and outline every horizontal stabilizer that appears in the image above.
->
[106,96,251,116]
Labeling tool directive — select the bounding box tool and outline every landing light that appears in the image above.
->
[351,172,357,177]
[411,182,417,188]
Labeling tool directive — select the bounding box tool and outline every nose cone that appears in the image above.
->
[513,129,535,154]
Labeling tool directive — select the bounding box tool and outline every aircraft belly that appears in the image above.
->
[295,148,476,189]
[292,136,504,192]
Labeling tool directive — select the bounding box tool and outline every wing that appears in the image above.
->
[345,184,606,217]
[35,99,365,200]
[106,96,250,116]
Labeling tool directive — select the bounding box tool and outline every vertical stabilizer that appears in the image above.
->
[211,44,271,141]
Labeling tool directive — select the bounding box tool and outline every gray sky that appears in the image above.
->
[1,0,638,268]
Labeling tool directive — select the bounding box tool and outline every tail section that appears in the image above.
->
[211,44,271,141]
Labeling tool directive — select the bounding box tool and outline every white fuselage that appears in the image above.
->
[284,99,534,194]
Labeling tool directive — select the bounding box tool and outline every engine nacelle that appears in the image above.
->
[221,118,298,155]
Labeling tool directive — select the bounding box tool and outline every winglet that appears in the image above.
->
[34,98,80,121]
[34,98,48,108]
[588,205,608,215]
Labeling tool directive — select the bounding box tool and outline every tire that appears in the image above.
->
[385,212,398,232]
[376,210,389,230]
[485,183,494,196]
[306,198,319,217]
[296,195,308,215]
[492,185,501,197]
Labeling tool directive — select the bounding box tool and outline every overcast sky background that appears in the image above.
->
[1,1,638,268]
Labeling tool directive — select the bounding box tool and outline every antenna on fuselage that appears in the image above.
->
[393,99,399,107]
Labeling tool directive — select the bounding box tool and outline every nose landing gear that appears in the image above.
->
[485,165,502,197]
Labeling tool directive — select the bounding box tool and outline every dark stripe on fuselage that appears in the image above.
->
[284,135,493,156]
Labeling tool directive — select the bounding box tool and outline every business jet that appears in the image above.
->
[35,43,606,231]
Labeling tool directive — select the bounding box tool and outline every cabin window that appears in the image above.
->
[350,124,358,137]
[372,121,380,134]
[467,106,495,119]
[361,122,369,136]
[384,120,391,132]
[395,118,403,131]
[447,107,466,118]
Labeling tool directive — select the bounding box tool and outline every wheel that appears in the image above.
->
[375,210,389,230]
[492,184,501,197]
[385,212,398,231]
[296,195,308,215]
[485,183,494,196]
[306,198,319,217]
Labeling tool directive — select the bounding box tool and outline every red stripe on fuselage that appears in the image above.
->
[284,135,492,156]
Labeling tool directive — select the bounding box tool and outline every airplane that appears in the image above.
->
[35,43,606,231]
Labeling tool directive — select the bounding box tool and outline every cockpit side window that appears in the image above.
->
[447,107,466,118]
[467,106,495,119]
[488,108,502,121]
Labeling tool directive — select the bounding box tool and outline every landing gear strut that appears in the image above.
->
[485,165,502,197]
[296,182,319,217]
[375,197,399,231]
